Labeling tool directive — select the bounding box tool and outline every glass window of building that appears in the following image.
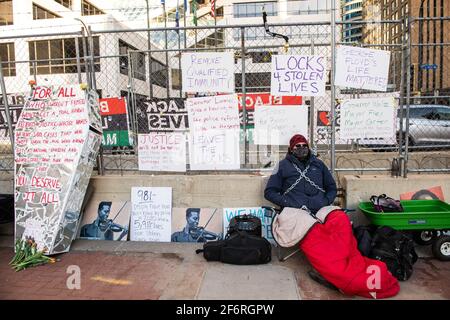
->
[28,37,100,75]
[233,1,277,18]
[151,58,168,88]
[82,0,104,16]
[119,40,146,81]
[33,3,61,20]
[0,0,13,25]
[0,42,15,76]
[54,0,72,9]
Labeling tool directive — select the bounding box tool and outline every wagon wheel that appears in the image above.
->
[413,230,437,245]
[431,235,450,261]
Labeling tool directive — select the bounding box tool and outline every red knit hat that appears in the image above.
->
[288,134,309,152]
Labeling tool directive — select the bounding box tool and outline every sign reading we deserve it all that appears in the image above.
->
[335,45,391,92]
[181,52,235,93]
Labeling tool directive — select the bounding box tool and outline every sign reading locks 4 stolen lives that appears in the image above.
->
[271,55,326,97]
[340,97,397,141]
[254,106,309,145]
[138,133,186,172]
[131,187,172,242]
[335,45,391,92]
[181,52,235,93]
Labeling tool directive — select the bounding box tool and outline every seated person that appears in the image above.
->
[264,134,337,214]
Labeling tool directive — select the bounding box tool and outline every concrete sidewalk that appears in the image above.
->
[0,236,449,300]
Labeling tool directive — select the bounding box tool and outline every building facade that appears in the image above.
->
[341,0,363,42]
[362,0,449,96]
[0,0,171,100]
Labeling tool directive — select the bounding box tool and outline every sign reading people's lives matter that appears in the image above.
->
[335,45,391,92]
[181,52,235,93]
[14,85,102,254]
[271,55,326,96]
[130,187,172,242]
[138,133,187,172]
[186,94,240,170]
[340,97,397,141]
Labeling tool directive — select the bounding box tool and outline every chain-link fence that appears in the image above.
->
[1,19,449,176]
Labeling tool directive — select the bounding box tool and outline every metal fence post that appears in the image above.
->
[398,17,407,175]
[330,1,337,175]
[309,38,315,152]
[75,35,82,84]
[403,17,412,178]
[240,27,248,167]
[0,57,15,151]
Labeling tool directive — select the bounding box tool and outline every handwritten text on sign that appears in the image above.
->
[271,55,326,96]
[335,46,391,92]
[340,98,397,140]
[181,52,235,93]
[254,106,309,145]
[189,130,240,170]
[131,187,172,242]
[138,133,186,172]
[186,94,240,132]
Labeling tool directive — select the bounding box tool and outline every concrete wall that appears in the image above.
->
[2,172,449,230]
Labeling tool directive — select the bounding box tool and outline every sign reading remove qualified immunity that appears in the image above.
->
[181,52,235,93]
[335,46,391,92]
[271,55,326,96]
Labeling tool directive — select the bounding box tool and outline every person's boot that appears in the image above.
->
[307,269,339,291]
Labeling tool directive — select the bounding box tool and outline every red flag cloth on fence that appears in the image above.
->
[211,0,215,17]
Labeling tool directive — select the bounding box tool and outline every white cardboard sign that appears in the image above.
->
[188,130,240,170]
[181,52,235,93]
[130,187,172,242]
[271,55,326,96]
[186,94,240,132]
[340,97,397,140]
[335,45,391,92]
[254,106,309,145]
[138,133,186,172]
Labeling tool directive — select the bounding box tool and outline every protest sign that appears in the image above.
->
[223,207,275,244]
[172,208,223,242]
[271,55,326,96]
[138,133,186,172]
[99,97,131,147]
[14,85,102,254]
[136,98,187,132]
[130,187,172,242]
[186,94,240,132]
[181,52,235,93]
[188,130,240,170]
[340,97,396,140]
[335,45,391,92]
[254,106,309,145]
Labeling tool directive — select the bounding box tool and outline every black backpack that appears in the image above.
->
[354,225,418,281]
[196,216,271,265]
[228,214,262,237]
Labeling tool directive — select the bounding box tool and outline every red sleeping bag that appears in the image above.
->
[299,209,400,299]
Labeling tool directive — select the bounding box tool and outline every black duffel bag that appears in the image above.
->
[196,230,271,265]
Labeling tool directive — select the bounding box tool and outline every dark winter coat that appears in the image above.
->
[264,153,337,213]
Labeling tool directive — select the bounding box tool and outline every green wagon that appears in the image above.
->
[359,199,450,261]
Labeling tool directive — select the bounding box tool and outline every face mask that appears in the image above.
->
[292,146,309,160]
